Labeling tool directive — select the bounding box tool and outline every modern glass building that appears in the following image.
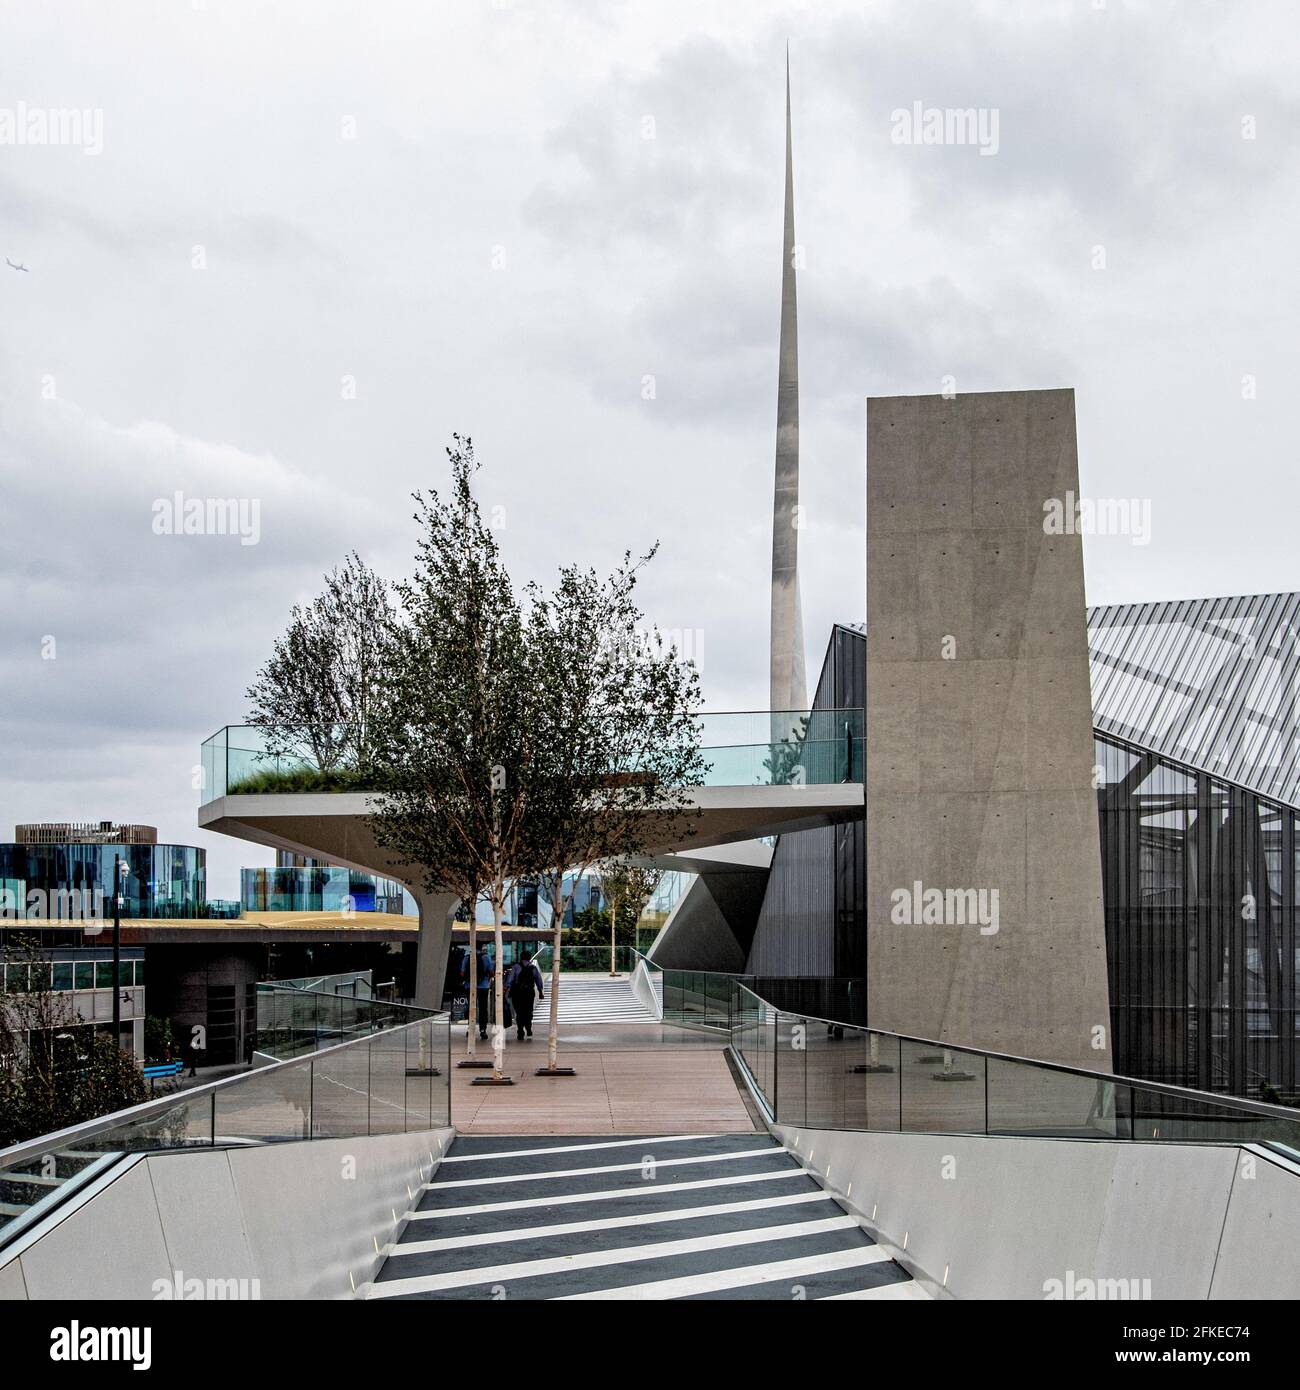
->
[241,852,408,915]
[1089,593,1300,1100]
[0,823,208,920]
[698,595,1300,1102]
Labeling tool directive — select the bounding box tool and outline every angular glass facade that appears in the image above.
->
[739,627,1300,1101]
[0,842,207,919]
[1097,731,1299,1101]
[745,625,867,983]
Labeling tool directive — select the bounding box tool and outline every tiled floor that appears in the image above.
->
[451,1021,758,1135]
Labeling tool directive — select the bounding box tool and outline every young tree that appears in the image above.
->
[599,861,663,974]
[0,935,151,1148]
[457,881,485,1064]
[368,439,539,1083]
[247,551,395,777]
[525,551,705,1075]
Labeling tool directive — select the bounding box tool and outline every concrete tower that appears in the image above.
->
[770,56,807,716]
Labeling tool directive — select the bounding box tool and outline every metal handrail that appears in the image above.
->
[726,978,1300,1126]
[256,982,435,1017]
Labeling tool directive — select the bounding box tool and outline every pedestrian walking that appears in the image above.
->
[505,950,544,1040]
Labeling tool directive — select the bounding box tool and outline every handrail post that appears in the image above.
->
[897,1041,903,1131]
[771,1007,778,1123]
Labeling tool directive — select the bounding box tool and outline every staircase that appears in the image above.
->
[0,1150,116,1241]
[543,973,659,1026]
[365,1133,927,1300]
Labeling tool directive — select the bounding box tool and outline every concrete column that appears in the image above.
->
[412,891,459,1009]
[865,389,1112,1069]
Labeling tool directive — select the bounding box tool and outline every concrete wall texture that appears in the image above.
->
[776,1124,1300,1301]
[866,389,1111,1066]
[0,1127,453,1301]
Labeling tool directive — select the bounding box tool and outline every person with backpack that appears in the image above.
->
[474,946,494,1042]
[505,950,545,1040]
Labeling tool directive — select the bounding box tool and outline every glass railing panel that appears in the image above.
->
[368,1026,408,1135]
[733,990,756,1096]
[695,709,862,747]
[986,1058,1123,1139]
[431,1014,451,1126]
[699,741,861,787]
[662,970,683,1025]
[900,1040,987,1134]
[213,1056,312,1142]
[858,1031,902,1131]
[205,713,865,801]
[803,1020,871,1130]
[311,1037,373,1138]
[200,728,225,802]
[89,1094,215,1152]
[705,972,731,1028]
[669,971,704,1024]
[772,1012,802,1125]
[404,1018,438,1130]
[0,1014,450,1250]
[1124,1086,1300,1147]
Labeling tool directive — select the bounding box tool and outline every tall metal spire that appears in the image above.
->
[770,51,807,716]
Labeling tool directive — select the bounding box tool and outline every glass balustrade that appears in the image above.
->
[199,710,866,805]
[723,979,1300,1153]
[254,984,438,1060]
[0,1012,451,1249]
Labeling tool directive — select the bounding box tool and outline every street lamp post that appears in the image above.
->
[112,853,126,1048]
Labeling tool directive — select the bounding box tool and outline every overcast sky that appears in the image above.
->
[2,0,1297,897]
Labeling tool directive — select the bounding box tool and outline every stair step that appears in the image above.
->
[364,1134,924,1302]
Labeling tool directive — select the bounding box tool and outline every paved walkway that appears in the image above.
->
[451,1021,757,1135]
[365,1133,927,1300]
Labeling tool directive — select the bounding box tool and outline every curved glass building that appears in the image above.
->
[1,823,208,920]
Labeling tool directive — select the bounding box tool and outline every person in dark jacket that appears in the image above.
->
[506,951,544,1040]
[474,947,494,1041]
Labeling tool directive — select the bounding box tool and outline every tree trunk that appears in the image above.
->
[609,889,618,976]
[465,913,477,1059]
[547,882,563,1071]
[492,896,507,1081]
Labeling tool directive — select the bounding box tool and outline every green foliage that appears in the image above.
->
[368,437,538,909]
[247,435,708,1073]
[569,905,637,949]
[762,714,810,786]
[246,551,396,776]
[144,1015,174,1064]
[0,936,152,1148]
[227,765,372,795]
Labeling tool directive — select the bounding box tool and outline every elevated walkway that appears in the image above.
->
[4,972,1299,1300]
